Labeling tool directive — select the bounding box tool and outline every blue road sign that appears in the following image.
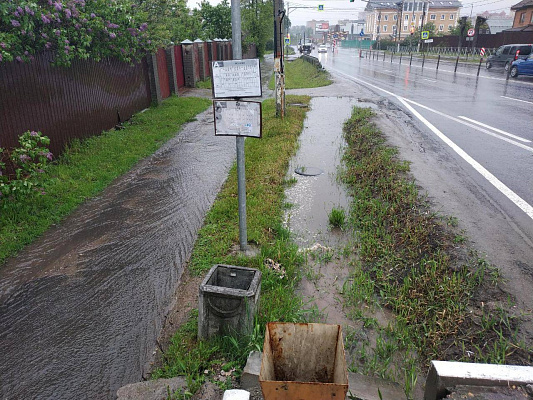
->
[318,4,324,10]
[360,29,364,36]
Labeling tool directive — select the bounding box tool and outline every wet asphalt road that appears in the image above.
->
[0,110,236,399]
[316,47,533,250]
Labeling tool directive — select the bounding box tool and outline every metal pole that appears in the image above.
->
[436,54,440,70]
[410,53,412,65]
[383,51,386,61]
[231,0,247,251]
[400,52,402,64]
[422,52,425,68]
[454,55,459,72]
[477,57,482,76]
[391,52,393,62]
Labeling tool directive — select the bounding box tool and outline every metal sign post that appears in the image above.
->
[211,0,262,252]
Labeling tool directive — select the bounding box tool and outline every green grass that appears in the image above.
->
[268,58,332,90]
[328,207,346,229]
[151,96,320,393]
[0,96,211,266]
[195,78,212,89]
[340,107,532,396]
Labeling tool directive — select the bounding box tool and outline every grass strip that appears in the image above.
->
[0,96,211,266]
[151,96,320,396]
[268,58,332,90]
[341,107,531,391]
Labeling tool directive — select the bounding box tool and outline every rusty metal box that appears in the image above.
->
[259,322,348,400]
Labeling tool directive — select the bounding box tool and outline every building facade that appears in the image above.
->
[365,0,462,41]
[510,0,533,28]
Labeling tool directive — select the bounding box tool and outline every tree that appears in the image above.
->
[0,0,158,66]
[449,18,472,36]
[241,0,274,58]
[197,0,231,40]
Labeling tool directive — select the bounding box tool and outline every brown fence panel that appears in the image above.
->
[203,45,210,79]
[174,45,185,89]
[0,53,151,156]
[156,48,170,99]
[193,44,201,81]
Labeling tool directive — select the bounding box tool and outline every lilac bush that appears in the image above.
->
[0,0,156,66]
[0,131,53,202]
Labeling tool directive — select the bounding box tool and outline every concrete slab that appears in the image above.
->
[116,377,186,400]
[241,351,262,390]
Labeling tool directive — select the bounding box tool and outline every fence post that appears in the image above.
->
[391,52,393,63]
[165,47,179,96]
[436,54,440,70]
[399,52,402,64]
[454,55,459,72]
[146,52,162,105]
[410,53,413,65]
[383,51,386,61]
[477,57,482,76]
[422,53,425,68]
[181,39,198,88]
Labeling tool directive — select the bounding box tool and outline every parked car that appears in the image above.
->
[301,44,312,55]
[318,45,327,53]
[486,44,532,70]
[510,54,533,78]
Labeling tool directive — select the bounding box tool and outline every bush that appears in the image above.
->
[0,131,52,203]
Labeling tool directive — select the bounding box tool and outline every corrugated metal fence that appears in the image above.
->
[1,41,235,157]
[0,54,151,155]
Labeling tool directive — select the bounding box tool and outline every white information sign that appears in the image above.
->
[213,100,262,138]
[424,39,434,43]
[212,59,262,99]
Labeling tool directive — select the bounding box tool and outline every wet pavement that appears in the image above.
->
[0,107,236,399]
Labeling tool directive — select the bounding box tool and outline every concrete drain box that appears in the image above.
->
[198,264,261,339]
[259,322,348,400]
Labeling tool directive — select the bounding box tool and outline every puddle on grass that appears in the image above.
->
[284,96,358,248]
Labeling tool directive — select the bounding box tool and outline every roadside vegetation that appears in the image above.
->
[268,58,332,90]
[340,107,532,397]
[0,96,211,266]
[151,96,318,397]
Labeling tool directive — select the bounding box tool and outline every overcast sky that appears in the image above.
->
[187,0,518,27]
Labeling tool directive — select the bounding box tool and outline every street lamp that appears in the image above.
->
[396,1,403,52]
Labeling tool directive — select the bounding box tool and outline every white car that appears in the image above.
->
[318,45,327,53]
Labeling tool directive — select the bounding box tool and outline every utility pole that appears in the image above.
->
[396,1,403,52]
[273,0,285,118]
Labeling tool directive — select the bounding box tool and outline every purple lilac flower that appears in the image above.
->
[11,20,21,27]
[17,6,23,14]
[41,14,51,24]
[90,12,95,18]
[48,0,53,5]
[16,56,22,62]
[109,33,116,39]
[21,30,26,35]
[45,42,52,49]
[87,28,92,32]
[64,8,71,18]
[41,190,46,195]
[0,54,2,62]
[55,29,61,36]
[107,23,119,29]
[75,23,80,29]
[82,18,87,23]
[30,131,38,136]
[46,152,53,161]
[19,154,31,162]
[139,23,147,32]
[24,51,29,56]
[120,48,125,54]
[25,6,34,16]
[37,169,44,173]
[14,11,20,17]
[54,2,62,11]
[64,39,69,44]
[0,42,6,49]
[42,33,48,39]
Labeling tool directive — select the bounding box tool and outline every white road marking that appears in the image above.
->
[398,98,533,220]
[423,78,437,82]
[501,95,533,105]
[330,66,533,221]
[457,116,531,143]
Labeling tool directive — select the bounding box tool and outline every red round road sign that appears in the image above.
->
[480,47,485,56]
[467,28,475,37]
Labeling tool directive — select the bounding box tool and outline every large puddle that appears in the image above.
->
[284,97,358,248]
[0,110,235,399]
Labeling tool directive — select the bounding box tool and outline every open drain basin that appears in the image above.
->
[294,167,323,176]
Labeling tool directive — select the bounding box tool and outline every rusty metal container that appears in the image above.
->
[259,322,348,400]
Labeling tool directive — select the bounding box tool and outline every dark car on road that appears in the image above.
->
[486,44,532,70]
[510,54,533,78]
